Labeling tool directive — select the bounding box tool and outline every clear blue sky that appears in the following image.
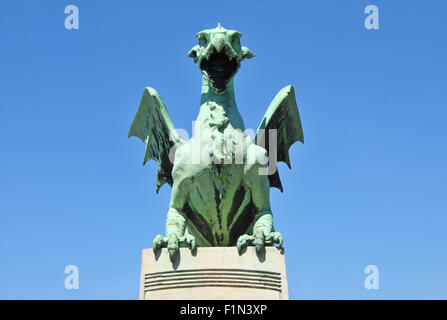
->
[1,0,446,299]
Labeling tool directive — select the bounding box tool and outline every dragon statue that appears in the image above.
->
[129,24,303,261]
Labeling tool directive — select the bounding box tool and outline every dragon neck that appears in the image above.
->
[200,74,237,108]
[199,75,244,130]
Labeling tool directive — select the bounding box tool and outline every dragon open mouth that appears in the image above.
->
[200,49,239,93]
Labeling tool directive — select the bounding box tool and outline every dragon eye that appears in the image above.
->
[199,37,207,46]
[231,34,241,45]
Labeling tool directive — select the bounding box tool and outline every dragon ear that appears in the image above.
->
[241,46,255,60]
[187,46,199,63]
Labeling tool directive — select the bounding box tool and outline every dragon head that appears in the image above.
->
[188,23,254,93]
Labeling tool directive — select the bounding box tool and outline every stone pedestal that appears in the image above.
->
[139,246,289,300]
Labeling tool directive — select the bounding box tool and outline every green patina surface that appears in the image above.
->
[129,24,304,261]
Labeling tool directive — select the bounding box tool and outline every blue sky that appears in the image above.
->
[0,0,446,299]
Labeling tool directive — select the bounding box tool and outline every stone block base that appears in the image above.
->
[139,246,289,300]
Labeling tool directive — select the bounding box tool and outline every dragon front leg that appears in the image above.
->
[237,144,283,253]
[152,145,197,261]
[152,207,196,261]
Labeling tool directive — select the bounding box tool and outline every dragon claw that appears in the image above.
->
[253,230,265,252]
[167,234,179,261]
[152,234,164,251]
[184,233,197,251]
[152,233,197,261]
[237,234,254,254]
[268,232,283,247]
[237,231,283,254]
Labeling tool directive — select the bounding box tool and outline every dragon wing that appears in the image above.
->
[255,85,304,192]
[128,87,185,193]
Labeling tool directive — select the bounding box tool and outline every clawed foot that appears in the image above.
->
[152,233,196,262]
[237,230,283,254]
